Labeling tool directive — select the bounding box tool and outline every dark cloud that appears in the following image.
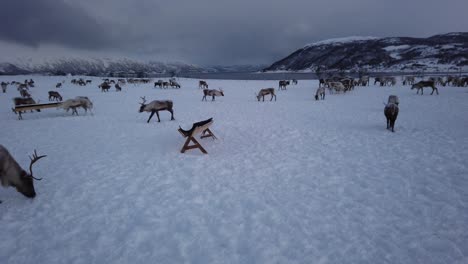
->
[1,0,467,65]
[0,0,113,49]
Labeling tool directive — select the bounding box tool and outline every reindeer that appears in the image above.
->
[256,88,276,101]
[1,81,9,93]
[384,101,399,132]
[319,78,328,88]
[315,87,325,100]
[154,80,164,88]
[199,80,208,89]
[99,82,111,92]
[0,146,46,199]
[60,97,93,115]
[86,80,92,84]
[170,80,181,88]
[27,79,35,88]
[48,91,62,101]
[357,76,369,86]
[56,82,62,88]
[374,77,385,86]
[328,82,345,94]
[340,78,355,91]
[17,83,29,91]
[411,81,439,95]
[278,80,290,90]
[387,95,399,105]
[202,89,224,101]
[13,97,40,118]
[115,83,122,92]
[13,97,38,106]
[162,82,170,89]
[138,96,175,123]
[292,79,298,85]
[402,76,415,85]
[20,88,31,98]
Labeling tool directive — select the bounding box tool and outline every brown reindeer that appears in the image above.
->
[48,91,62,101]
[278,80,290,90]
[138,96,175,123]
[199,80,208,89]
[0,146,46,199]
[13,97,40,119]
[99,82,111,92]
[115,83,122,92]
[411,81,439,95]
[384,101,399,132]
[256,88,276,101]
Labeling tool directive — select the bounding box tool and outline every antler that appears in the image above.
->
[28,149,46,180]
[139,96,147,105]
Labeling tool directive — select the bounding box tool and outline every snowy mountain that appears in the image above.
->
[0,57,264,76]
[263,32,468,72]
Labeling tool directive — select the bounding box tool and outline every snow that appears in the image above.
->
[305,36,379,47]
[383,45,410,52]
[1,76,468,264]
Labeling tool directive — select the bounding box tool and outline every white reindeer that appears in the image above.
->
[202,89,224,101]
[315,87,325,100]
[256,88,276,101]
[60,96,94,115]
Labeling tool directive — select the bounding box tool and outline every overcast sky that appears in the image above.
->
[1,0,467,66]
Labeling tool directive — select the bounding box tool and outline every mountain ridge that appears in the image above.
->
[263,32,468,73]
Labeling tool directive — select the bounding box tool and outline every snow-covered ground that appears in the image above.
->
[1,76,468,264]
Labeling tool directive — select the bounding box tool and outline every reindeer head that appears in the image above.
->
[138,96,147,112]
[16,150,46,198]
[219,89,224,96]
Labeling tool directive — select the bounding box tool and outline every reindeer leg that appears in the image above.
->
[156,111,161,122]
[169,109,175,120]
[212,95,215,101]
[147,111,155,123]
[202,95,206,101]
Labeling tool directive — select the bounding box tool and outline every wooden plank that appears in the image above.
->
[14,102,61,112]
[179,120,216,154]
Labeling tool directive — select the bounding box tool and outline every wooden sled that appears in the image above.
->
[178,118,217,154]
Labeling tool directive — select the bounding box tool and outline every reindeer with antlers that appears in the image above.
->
[138,96,175,123]
[0,145,46,199]
[202,89,224,101]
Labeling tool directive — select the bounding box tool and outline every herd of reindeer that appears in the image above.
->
[1,74,468,202]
